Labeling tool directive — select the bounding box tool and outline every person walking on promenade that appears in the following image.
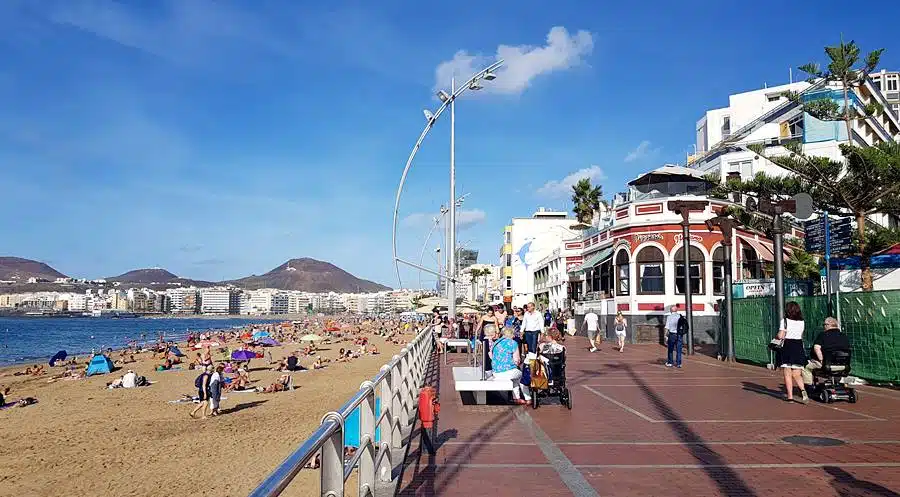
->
[614,312,628,353]
[777,302,809,404]
[665,305,684,368]
[521,302,543,354]
[583,308,600,352]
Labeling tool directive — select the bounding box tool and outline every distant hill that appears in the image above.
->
[108,268,179,284]
[0,257,68,281]
[229,258,391,293]
[107,268,215,289]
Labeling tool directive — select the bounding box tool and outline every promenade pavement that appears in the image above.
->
[394,341,900,496]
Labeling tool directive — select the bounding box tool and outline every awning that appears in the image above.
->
[738,236,775,262]
[577,247,613,272]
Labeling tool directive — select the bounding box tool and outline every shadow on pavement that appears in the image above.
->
[825,466,900,497]
[624,364,759,497]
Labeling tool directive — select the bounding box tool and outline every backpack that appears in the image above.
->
[677,315,688,336]
[194,373,205,388]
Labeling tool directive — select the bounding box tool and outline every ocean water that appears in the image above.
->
[0,317,276,365]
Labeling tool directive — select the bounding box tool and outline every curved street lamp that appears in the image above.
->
[416,194,469,290]
[392,59,504,315]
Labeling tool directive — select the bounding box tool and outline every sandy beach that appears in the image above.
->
[0,320,412,497]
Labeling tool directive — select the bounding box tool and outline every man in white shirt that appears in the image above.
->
[121,370,137,388]
[665,305,683,367]
[583,309,600,352]
[521,302,544,354]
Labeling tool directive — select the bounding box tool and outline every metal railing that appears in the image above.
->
[248,325,435,497]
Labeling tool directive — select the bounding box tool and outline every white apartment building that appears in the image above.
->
[271,292,289,314]
[870,70,900,119]
[532,238,585,311]
[200,288,238,315]
[692,79,900,229]
[67,293,88,312]
[287,292,310,314]
[501,209,580,307]
[166,288,200,314]
[248,289,276,314]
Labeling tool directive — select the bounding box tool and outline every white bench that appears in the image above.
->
[443,338,473,365]
[452,366,514,405]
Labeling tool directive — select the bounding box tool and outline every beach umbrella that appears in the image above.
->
[258,337,281,347]
[49,350,67,367]
[194,340,220,349]
[299,334,324,342]
[169,345,185,357]
[251,330,270,339]
[231,350,256,361]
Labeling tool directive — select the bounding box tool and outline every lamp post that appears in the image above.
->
[416,194,469,291]
[392,60,503,317]
[706,216,738,362]
[667,199,709,356]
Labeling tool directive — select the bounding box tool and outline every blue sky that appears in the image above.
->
[1,1,898,288]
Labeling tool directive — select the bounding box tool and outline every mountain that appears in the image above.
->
[107,268,215,289]
[108,268,179,284]
[0,257,68,281]
[229,258,391,293]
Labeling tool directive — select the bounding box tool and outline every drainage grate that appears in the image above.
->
[782,436,846,446]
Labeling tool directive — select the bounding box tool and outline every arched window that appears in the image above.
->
[637,246,665,295]
[712,246,725,295]
[674,246,705,295]
[615,250,630,296]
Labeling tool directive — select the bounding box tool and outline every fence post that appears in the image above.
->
[399,347,411,429]
[320,412,344,497]
[358,381,376,497]
[390,356,403,449]
[378,365,393,481]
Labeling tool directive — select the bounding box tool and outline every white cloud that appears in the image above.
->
[434,26,593,95]
[624,140,659,163]
[402,209,486,231]
[456,209,487,230]
[536,166,606,198]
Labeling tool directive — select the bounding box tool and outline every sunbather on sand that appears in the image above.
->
[257,374,291,393]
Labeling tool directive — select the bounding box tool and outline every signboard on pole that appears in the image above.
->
[804,217,852,254]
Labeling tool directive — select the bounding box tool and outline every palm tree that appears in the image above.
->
[785,248,821,282]
[571,178,604,226]
[469,267,492,303]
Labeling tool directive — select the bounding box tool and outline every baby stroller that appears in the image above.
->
[811,349,857,404]
[528,349,572,410]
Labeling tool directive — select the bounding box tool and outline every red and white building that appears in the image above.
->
[535,165,801,343]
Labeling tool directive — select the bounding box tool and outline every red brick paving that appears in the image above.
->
[394,343,900,496]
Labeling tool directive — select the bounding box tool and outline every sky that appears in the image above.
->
[1,1,899,288]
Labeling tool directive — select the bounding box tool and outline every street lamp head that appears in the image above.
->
[423,109,434,121]
[468,81,483,91]
[436,90,450,103]
[483,72,497,81]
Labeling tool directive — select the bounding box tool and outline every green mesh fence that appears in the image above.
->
[838,291,900,382]
[732,296,775,365]
[732,290,900,382]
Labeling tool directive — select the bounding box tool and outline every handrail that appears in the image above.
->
[248,325,435,497]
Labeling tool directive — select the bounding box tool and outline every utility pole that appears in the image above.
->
[667,200,709,355]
